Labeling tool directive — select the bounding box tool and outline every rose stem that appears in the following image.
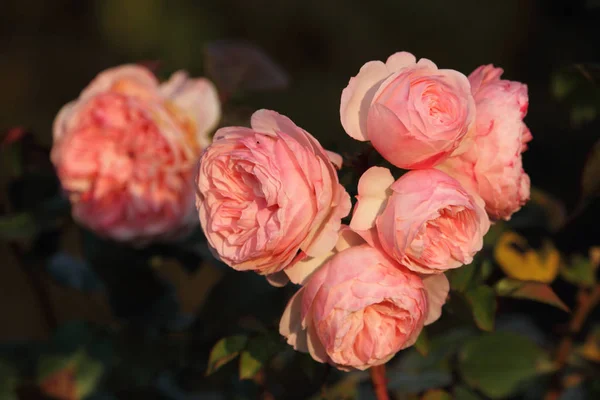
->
[544,283,600,400]
[370,364,390,400]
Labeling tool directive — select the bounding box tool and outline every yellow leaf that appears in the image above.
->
[494,232,560,283]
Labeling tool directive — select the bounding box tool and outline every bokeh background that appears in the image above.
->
[1,0,600,399]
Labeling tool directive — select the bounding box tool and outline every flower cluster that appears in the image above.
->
[52,51,531,371]
[194,51,530,370]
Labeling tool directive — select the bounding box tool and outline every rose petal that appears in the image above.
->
[368,103,451,169]
[160,72,221,148]
[52,102,77,141]
[285,250,335,285]
[423,273,450,325]
[340,61,390,141]
[79,65,159,101]
[385,51,417,72]
[350,167,394,230]
[335,227,367,251]
[357,166,395,198]
[307,320,329,363]
[279,289,309,353]
[326,150,343,169]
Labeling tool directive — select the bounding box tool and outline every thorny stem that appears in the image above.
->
[370,364,390,400]
[544,283,600,400]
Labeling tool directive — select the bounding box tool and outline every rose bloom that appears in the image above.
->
[51,65,220,242]
[195,109,351,276]
[280,230,449,370]
[351,167,490,274]
[340,51,475,169]
[438,64,531,220]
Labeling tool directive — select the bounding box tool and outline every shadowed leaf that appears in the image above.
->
[464,285,496,331]
[414,329,430,357]
[459,332,549,399]
[495,278,569,312]
[206,335,248,376]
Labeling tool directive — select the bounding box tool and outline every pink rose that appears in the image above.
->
[438,65,531,220]
[340,52,475,169]
[280,230,449,370]
[195,109,351,276]
[51,65,221,242]
[351,167,490,274]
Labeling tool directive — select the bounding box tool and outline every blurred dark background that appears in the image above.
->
[1,0,599,206]
[1,1,599,398]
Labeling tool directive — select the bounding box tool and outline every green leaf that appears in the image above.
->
[454,385,482,400]
[239,333,282,380]
[459,332,549,399]
[495,278,570,312]
[387,370,451,393]
[0,212,36,240]
[483,221,506,248]
[239,351,262,380]
[582,139,600,200]
[422,389,452,400]
[464,285,496,331]
[561,254,596,287]
[206,335,248,375]
[448,261,477,292]
[414,329,430,357]
[388,329,474,393]
[478,259,494,282]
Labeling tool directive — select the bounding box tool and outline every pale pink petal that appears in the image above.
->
[350,167,394,230]
[335,227,366,251]
[416,58,438,70]
[250,109,301,138]
[52,102,77,141]
[160,72,221,148]
[352,227,379,249]
[307,321,329,363]
[385,52,417,72]
[279,289,309,353]
[468,64,503,95]
[326,150,343,169]
[368,103,451,169]
[350,196,388,231]
[340,61,390,141]
[79,64,159,101]
[423,273,450,325]
[303,187,351,257]
[357,166,395,198]
[285,250,335,285]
